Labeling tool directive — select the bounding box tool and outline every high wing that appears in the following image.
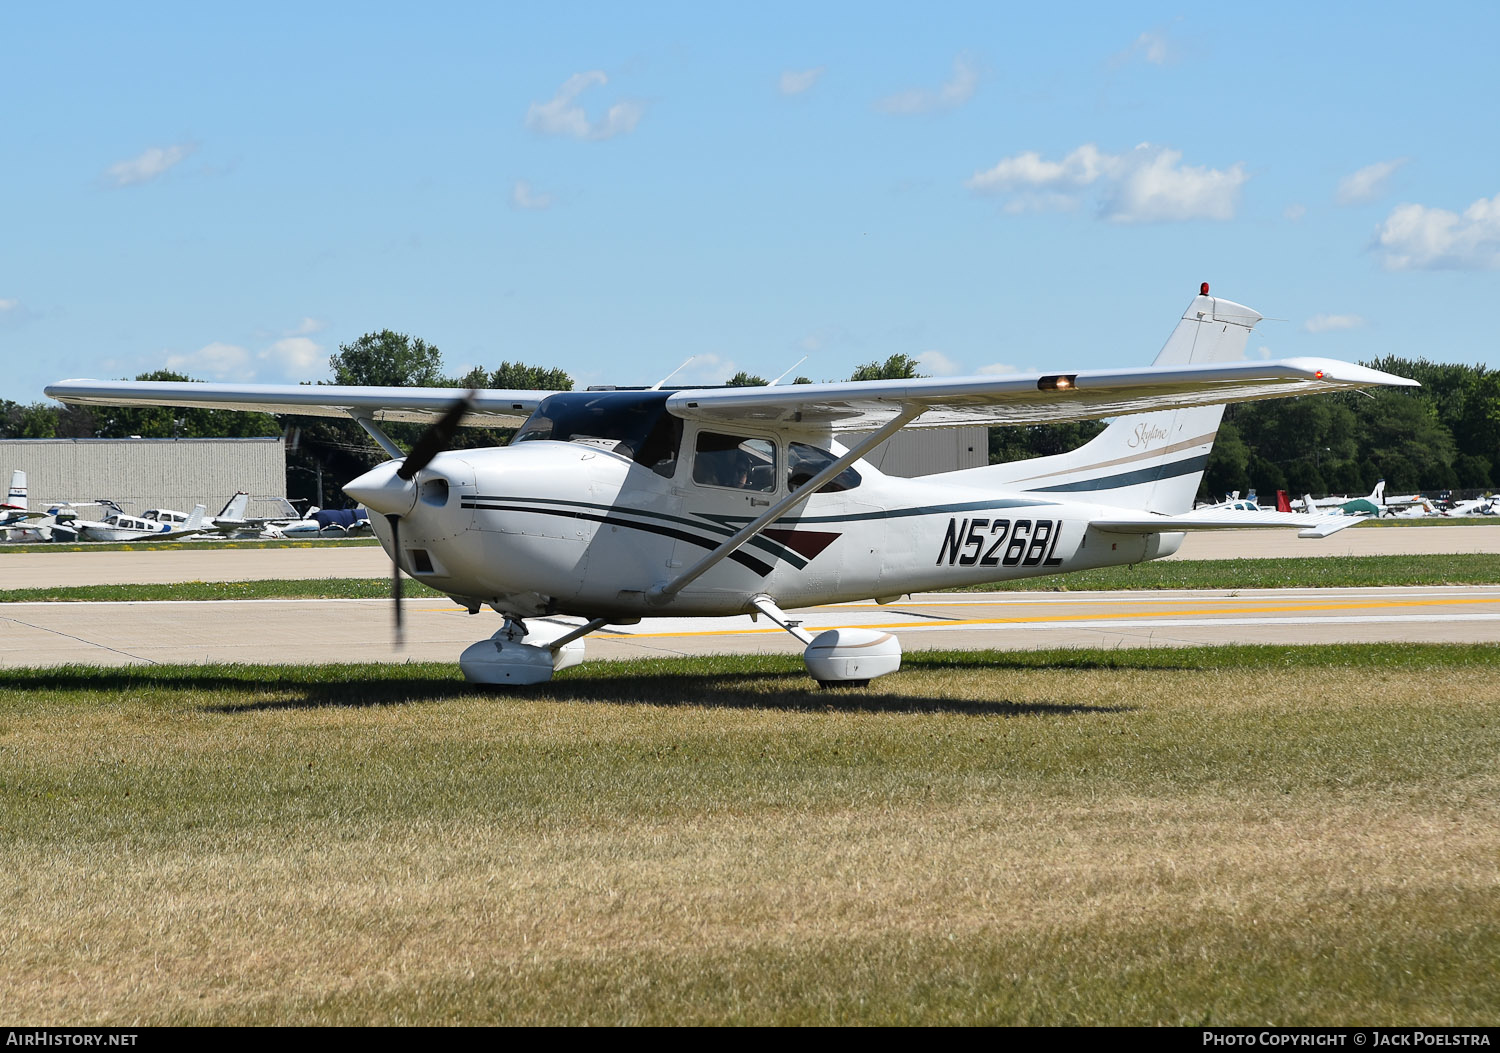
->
[43,380,555,426]
[47,358,1413,433]
[663,358,1416,431]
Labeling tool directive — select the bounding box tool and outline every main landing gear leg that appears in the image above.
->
[749,594,902,689]
[459,615,611,686]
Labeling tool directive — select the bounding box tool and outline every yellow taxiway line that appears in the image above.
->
[603,592,1500,640]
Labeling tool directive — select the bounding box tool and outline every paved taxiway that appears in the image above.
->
[3,525,1497,668]
[5,525,1500,591]
[5,586,1500,668]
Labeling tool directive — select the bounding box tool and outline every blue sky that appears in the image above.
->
[4,2,1497,403]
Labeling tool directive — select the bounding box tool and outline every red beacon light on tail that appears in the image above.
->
[1200,281,1210,296]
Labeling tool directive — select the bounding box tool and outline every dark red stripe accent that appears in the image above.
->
[762,528,841,560]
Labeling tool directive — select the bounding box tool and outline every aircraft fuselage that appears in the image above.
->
[371,441,1179,620]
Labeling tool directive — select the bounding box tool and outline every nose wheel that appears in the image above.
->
[459,615,610,686]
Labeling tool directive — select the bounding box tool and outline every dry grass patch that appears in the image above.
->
[1,646,1497,1024]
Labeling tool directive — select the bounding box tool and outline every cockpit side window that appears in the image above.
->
[692,432,776,492]
[511,391,681,476]
[787,442,861,494]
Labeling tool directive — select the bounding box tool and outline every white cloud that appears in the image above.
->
[877,55,980,115]
[915,350,962,377]
[668,353,740,386]
[1256,346,1273,359]
[525,72,644,141]
[166,342,254,381]
[290,317,326,336]
[261,336,323,375]
[0,297,29,328]
[967,144,1116,194]
[1283,203,1307,221]
[1111,30,1172,67]
[976,362,1020,376]
[968,142,1246,222]
[1303,314,1366,333]
[162,326,327,383]
[104,143,196,187]
[1336,158,1407,206]
[780,67,826,96]
[511,179,553,210]
[1375,193,1500,270]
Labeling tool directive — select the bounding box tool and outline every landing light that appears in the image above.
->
[1038,374,1076,392]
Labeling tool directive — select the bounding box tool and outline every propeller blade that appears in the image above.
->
[387,512,405,647]
[398,390,475,481]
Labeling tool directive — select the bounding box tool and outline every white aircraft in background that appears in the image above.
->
[59,499,208,542]
[1444,494,1500,517]
[1382,496,1439,518]
[47,285,1416,686]
[147,491,265,537]
[1302,480,1387,516]
[0,474,101,542]
[256,503,372,538]
[0,470,43,535]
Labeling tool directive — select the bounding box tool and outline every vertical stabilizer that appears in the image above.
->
[217,491,250,521]
[4,470,26,511]
[967,287,1262,513]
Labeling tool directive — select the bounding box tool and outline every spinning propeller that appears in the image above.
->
[344,391,475,646]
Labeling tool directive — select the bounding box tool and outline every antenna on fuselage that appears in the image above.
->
[650,356,696,390]
[768,356,808,386]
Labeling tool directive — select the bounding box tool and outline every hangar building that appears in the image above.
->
[0,437,286,517]
[859,426,987,477]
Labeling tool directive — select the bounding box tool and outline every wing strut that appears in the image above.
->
[646,406,922,605]
[349,412,404,459]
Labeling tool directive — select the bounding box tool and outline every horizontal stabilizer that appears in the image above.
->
[1090,507,1359,539]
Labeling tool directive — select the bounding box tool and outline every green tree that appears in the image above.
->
[988,421,1106,466]
[849,354,924,382]
[485,361,573,390]
[1201,420,1251,498]
[0,400,59,438]
[92,370,278,439]
[726,371,768,387]
[1353,388,1456,490]
[329,331,446,387]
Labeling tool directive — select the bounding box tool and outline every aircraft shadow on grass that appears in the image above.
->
[12,663,1135,717]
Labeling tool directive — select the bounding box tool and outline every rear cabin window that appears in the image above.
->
[787,442,861,494]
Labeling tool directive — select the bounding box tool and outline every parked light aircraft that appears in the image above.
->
[47,286,1416,686]
[59,500,208,542]
[0,470,41,534]
[1445,494,1500,517]
[146,491,287,538]
[1303,480,1387,517]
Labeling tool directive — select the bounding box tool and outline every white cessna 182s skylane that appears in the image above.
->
[47,286,1415,686]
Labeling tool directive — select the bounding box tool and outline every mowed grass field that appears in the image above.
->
[2,645,1497,1025]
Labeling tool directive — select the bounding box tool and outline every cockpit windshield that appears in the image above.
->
[511,390,682,477]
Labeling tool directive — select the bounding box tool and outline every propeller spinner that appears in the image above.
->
[342,391,475,646]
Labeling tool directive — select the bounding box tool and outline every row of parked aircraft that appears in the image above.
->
[0,471,372,542]
[1205,480,1500,519]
